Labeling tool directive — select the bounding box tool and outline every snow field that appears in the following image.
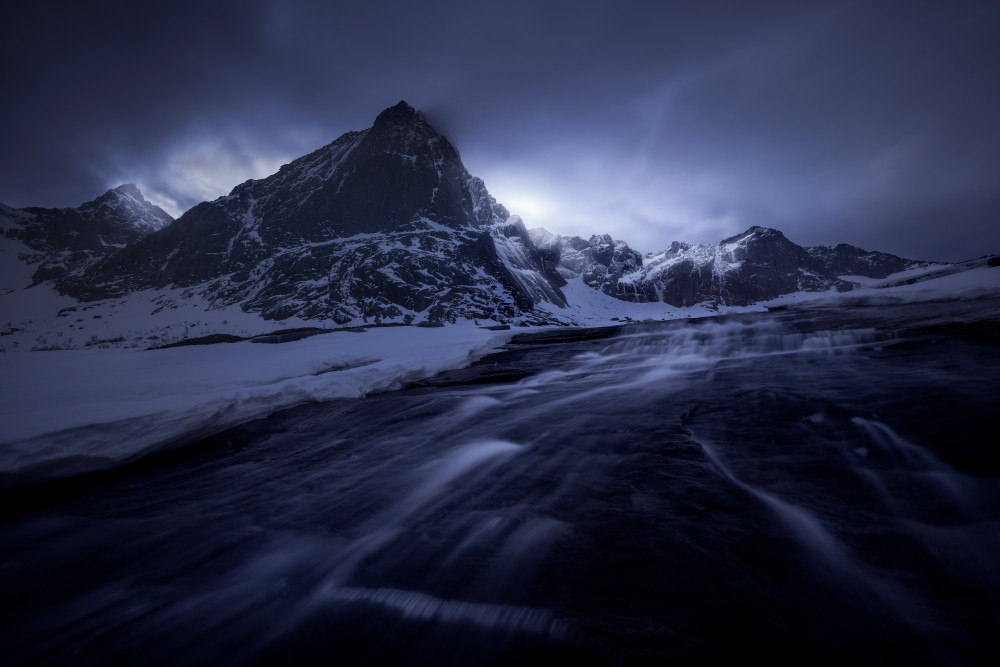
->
[0,323,516,486]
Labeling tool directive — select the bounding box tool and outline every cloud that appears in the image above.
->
[130,138,293,217]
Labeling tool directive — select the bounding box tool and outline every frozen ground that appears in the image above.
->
[533,276,737,323]
[766,261,1000,307]
[0,323,516,487]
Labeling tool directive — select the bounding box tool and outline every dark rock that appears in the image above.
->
[806,242,912,278]
[251,331,330,344]
[151,333,247,349]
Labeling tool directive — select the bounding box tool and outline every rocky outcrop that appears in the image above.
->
[528,230,643,299]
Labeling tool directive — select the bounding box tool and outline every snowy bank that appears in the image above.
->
[763,263,1000,308]
[0,323,515,487]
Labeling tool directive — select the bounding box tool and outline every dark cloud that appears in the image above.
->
[2,0,998,260]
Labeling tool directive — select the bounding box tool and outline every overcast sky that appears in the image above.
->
[2,0,998,260]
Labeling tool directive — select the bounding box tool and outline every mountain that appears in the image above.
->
[3,103,932,327]
[60,102,567,324]
[530,225,923,307]
[0,184,172,284]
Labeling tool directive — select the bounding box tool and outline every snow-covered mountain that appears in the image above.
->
[0,101,949,337]
[59,102,566,324]
[0,184,172,285]
[530,225,925,307]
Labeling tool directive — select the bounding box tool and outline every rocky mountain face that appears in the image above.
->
[529,229,643,296]
[530,226,921,307]
[60,102,567,324]
[0,184,172,284]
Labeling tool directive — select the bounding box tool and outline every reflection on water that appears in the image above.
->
[1,303,999,665]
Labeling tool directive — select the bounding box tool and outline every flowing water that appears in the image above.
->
[2,300,999,665]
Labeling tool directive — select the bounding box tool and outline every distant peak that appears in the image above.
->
[84,184,172,226]
[90,183,144,206]
[720,225,786,245]
[744,225,782,236]
[111,183,143,199]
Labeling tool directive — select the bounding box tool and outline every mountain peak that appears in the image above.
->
[365,100,447,155]
[720,226,787,246]
[374,100,423,127]
[85,183,172,233]
[110,183,144,199]
[91,184,151,209]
